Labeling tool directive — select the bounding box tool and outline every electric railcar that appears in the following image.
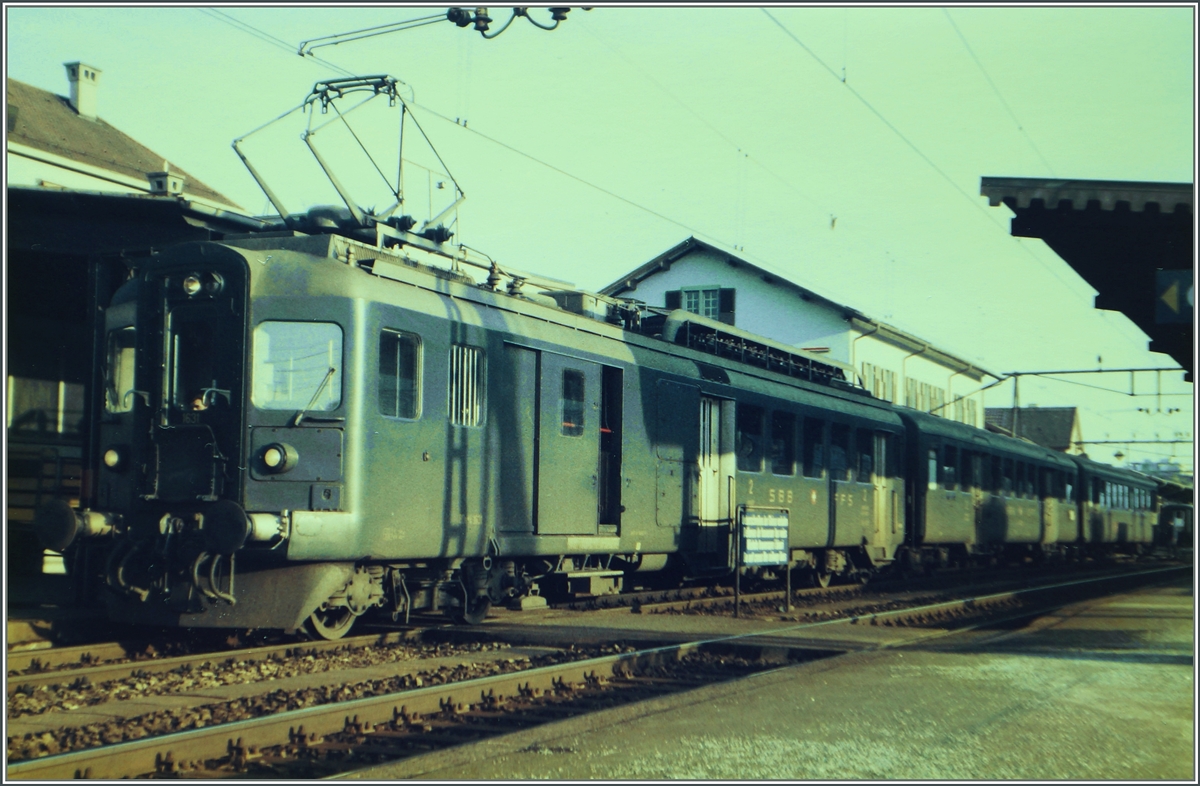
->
[35,229,1162,639]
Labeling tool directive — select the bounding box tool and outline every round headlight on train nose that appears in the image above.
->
[102,447,127,471]
[260,443,298,474]
[182,274,203,296]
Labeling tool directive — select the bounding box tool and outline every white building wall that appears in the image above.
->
[622,248,853,360]
[854,336,985,428]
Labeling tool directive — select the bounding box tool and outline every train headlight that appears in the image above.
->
[182,274,203,296]
[102,446,127,471]
[259,443,298,474]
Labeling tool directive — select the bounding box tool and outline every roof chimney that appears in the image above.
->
[146,161,186,196]
[64,61,101,120]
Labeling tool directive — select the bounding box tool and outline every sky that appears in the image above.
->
[4,3,1196,469]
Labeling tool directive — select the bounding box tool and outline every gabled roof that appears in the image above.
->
[6,77,239,209]
[985,406,1080,452]
[601,236,996,381]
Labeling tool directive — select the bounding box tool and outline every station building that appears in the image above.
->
[601,237,997,427]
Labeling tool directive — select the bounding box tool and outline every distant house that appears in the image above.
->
[601,237,996,427]
[6,65,241,210]
[984,407,1084,454]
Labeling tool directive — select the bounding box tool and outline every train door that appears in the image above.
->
[873,432,896,546]
[495,345,537,534]
[537,353,601,536]
[697,397,733,555]
[699,398,721,525]
[828,423,851,546]
[1039,467,1057,544]
[969,453,984,546]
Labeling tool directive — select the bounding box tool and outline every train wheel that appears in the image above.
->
[456,594,492,625]
[304,604,355,640]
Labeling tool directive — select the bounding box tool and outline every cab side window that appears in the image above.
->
[379,329,421,419]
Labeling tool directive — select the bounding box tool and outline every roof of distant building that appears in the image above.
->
[6,77,240,209]
[985,406,1080,452]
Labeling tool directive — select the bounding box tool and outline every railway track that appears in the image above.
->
[7,564,1184,780]
[6,629,438,695]
[5,558,1175,693]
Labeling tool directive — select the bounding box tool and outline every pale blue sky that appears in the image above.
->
[5,4,1195,466]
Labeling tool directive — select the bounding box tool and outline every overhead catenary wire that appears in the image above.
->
[761,9,1086,300]
[199,8,356,78]
[200,8,745,251]
[298,13,447,54]
[403,100,747,252]
[942,9,1056,177]
[579,21,837,226]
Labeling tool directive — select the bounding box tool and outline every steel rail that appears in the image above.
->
[7,564,1184,781]
[6,630,428,692]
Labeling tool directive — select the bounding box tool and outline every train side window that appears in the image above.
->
[448,344,484,427]
[1065,477,1073,503]
[969,452,984,491]
[1002,459,1014,496]
[942,446,957,491]
[561,369,585,436]
[1015,462,1026,498]
[770,411,796,476]
[856,429,872,482]
[927,447,939,491]
[378,329,421,419]
[802,418,825,478]
[736,404,764,473]
[991,456,1002,494]
[830,424,852,482]
[252,321,343,411]
[105,327,137,413]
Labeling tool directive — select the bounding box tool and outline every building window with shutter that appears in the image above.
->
[665,287,735,325]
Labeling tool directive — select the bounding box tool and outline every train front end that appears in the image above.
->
[34,242,324,631]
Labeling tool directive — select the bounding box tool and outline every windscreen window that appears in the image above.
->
[252,321,343,411]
